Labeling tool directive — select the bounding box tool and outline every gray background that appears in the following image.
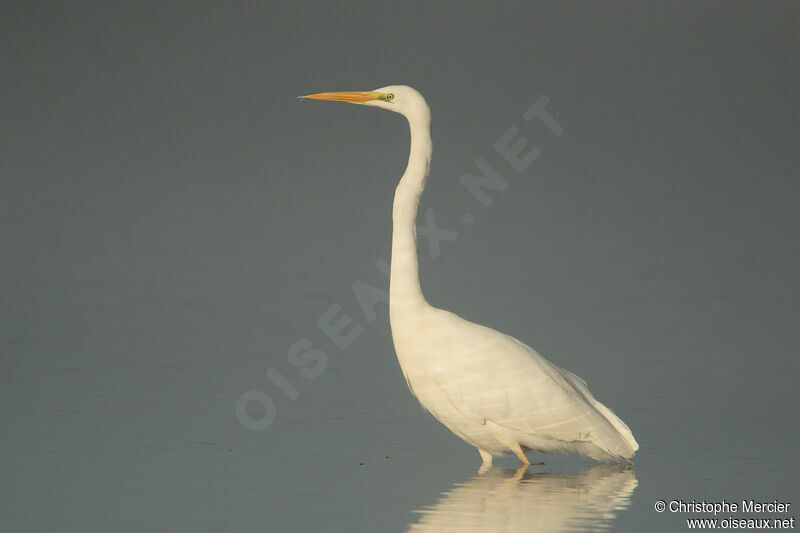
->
[2,1,798,531]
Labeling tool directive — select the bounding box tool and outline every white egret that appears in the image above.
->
[301,85,638,468]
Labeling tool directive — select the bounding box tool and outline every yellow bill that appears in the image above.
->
[298,91,389,103]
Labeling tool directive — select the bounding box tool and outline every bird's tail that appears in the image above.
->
[592,400,639,454]
[562,370,639,460]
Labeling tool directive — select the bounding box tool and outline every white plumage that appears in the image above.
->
[301,85,638,467]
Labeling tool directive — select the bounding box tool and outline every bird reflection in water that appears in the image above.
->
[406,464,637,532]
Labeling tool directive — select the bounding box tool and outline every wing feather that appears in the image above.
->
[425,311,637,459]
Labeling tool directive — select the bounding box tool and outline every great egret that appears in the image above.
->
[300,86,638,468]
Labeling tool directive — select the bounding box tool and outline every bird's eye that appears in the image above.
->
[386,93,395,101]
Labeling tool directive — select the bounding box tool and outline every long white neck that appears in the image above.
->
[389,110,433,329]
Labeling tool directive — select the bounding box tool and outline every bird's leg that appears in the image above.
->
[510,444,530,466]
[478,449,493,471]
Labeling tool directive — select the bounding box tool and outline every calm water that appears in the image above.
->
[4,2,799,531]
[3,264,797,531]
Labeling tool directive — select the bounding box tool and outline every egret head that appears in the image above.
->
[300,85,429,121]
